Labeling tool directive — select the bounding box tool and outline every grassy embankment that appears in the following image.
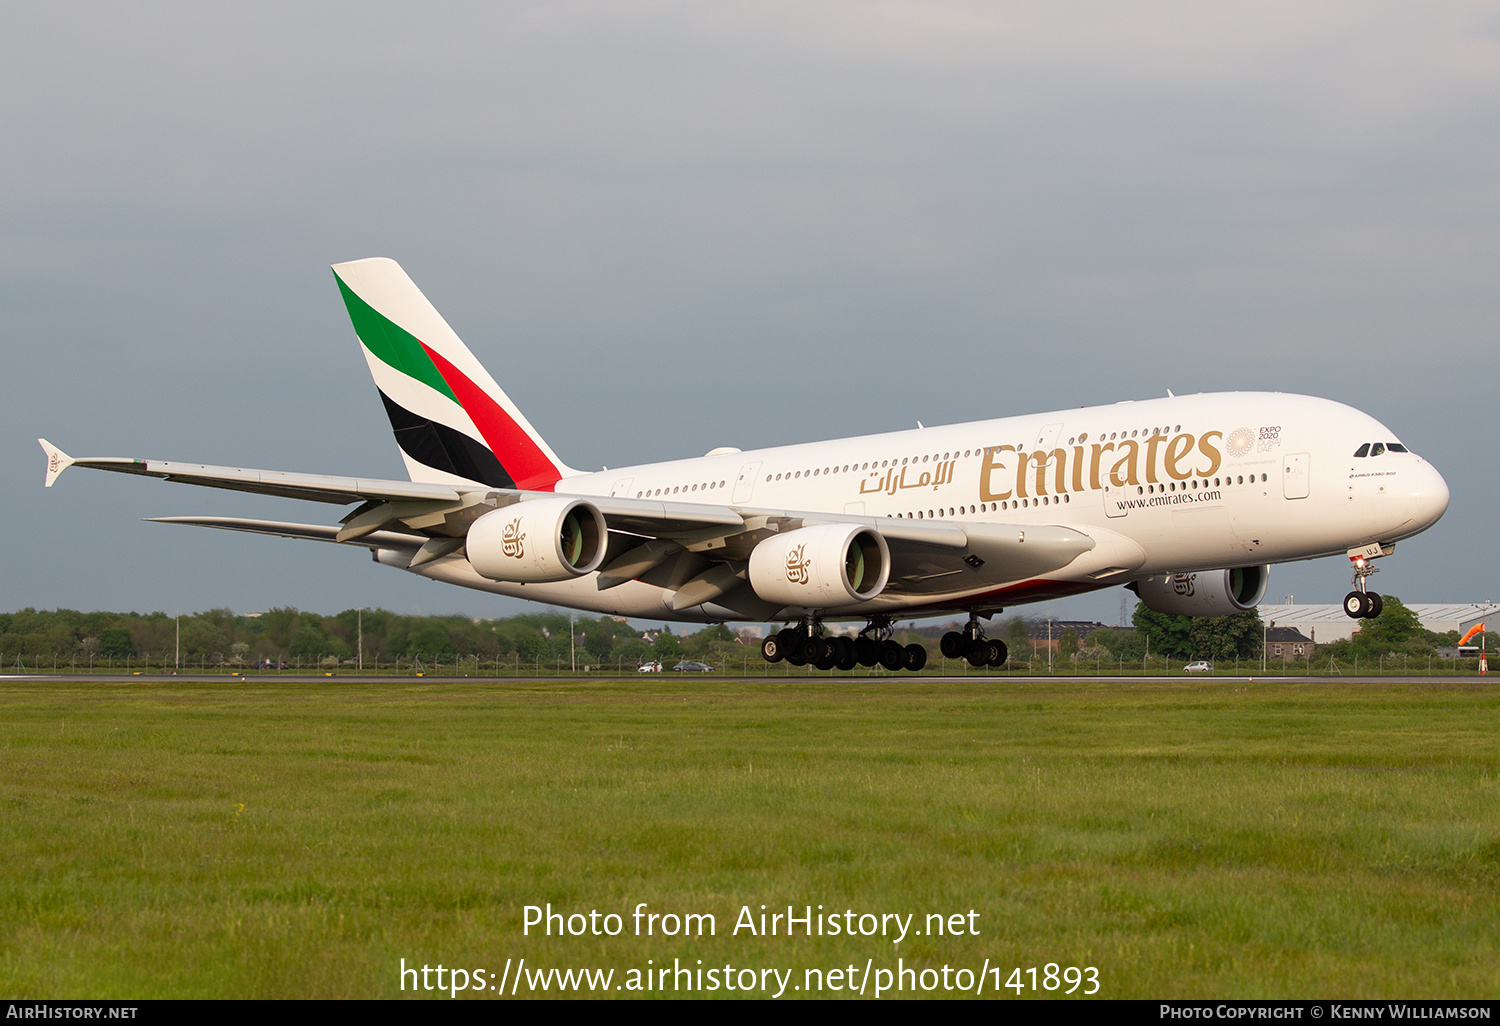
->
[1,678,1496,998]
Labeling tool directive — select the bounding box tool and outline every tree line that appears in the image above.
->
[0,597,1489,672]
[0,607,722,671]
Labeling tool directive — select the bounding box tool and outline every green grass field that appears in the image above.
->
[1,677,1496,999]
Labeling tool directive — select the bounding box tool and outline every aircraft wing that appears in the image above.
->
[44,438,1095,604]
[39,439,460,505]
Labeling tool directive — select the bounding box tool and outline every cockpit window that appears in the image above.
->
[1370,443,1386,456]
[1353,443,1370,457]
[1387,442,1408,453]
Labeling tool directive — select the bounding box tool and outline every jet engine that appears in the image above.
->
[467,497,609,583]
[748,524,890,608]
[1131,565,1269,617]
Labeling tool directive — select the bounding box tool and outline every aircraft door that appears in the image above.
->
[1282,453,1310,499]
[1104,484,1128,518]
[732,461,762,504]
[1033,422,1064,450]
[610,477,635,497]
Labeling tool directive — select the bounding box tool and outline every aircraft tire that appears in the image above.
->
[855,636,881,666]
[879,641,906,671]
[903,644,927,672]
[785,636,808,666]
[1343,591,1366,618]
[965,640,990,668]
[940,632,965,659]
[1365,593,1383,618]
[761,636,785,663]
[803,637,829,664]
[834,638,858,671]
[986,639,1008,667]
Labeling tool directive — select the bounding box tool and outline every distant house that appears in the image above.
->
[1266,626,1313,659]
[1028,621,1117,650]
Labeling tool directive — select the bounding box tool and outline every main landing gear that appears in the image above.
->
[760,616,927,672]
[1343,548,1385,619]
[940,614,1009,668]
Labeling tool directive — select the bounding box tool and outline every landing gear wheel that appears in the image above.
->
[879,640,906,671]
[1365,593,1383,618]
[1343,591,1367,618]
[855,636,881,666]
[940,632,965,659]
[903,644,927,672]
[834,637,858,671]
[785,637,808,666]
[761,636,786,663]
[986,639,1008,667]
[965,640,990,668]
[803,637,829,665]
[815,647,838,671]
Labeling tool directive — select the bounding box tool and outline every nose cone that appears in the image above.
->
[1410,459,1450,531]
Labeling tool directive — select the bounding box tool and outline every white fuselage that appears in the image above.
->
[401,392,1449,622]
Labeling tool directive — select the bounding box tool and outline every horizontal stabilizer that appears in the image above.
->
[146,517,426,552]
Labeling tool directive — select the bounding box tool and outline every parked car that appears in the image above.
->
[637,660,662,673]
[673,660,714,672]
[1183,660,1213,673]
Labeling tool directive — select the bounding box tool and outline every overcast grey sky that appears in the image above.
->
[5,2,1497,626]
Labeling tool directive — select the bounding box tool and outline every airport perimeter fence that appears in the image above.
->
[2,648,1493,678]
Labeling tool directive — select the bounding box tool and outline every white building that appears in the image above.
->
[1257,602,1498,644]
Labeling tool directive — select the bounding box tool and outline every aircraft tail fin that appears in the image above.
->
[331,257,574,491]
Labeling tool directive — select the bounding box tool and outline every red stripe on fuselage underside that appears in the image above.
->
[420,343,560,491]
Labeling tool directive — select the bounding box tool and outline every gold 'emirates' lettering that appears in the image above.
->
[1109,439,1140,486]
[979,445,1015,502]
[1089,442,1115,489]
[1164,433,1196,480]
[972,431,1225,504]
[1197,431,1223,475]
[1144,434,1167,484]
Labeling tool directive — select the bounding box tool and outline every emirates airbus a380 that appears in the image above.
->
[39,258,1450,672]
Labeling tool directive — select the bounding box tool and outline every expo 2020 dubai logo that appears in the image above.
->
[1227,427,1255,458]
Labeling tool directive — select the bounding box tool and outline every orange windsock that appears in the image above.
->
[1459,623,1486,646]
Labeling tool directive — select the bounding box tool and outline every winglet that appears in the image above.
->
[38,439,73,487]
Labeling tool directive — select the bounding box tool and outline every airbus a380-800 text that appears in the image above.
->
[39,258,1450,672]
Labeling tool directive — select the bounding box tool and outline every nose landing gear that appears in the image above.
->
[1342,545,1389,619]
[940,613,1008,668]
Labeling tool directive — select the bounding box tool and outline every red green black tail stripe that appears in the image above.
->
[418,344,560,491]
[336,270,561,491]
[378,391,514,489]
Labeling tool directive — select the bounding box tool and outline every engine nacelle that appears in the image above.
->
[467,497,608,583]
[1132,565,1269,617]
[748,523,890,608]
